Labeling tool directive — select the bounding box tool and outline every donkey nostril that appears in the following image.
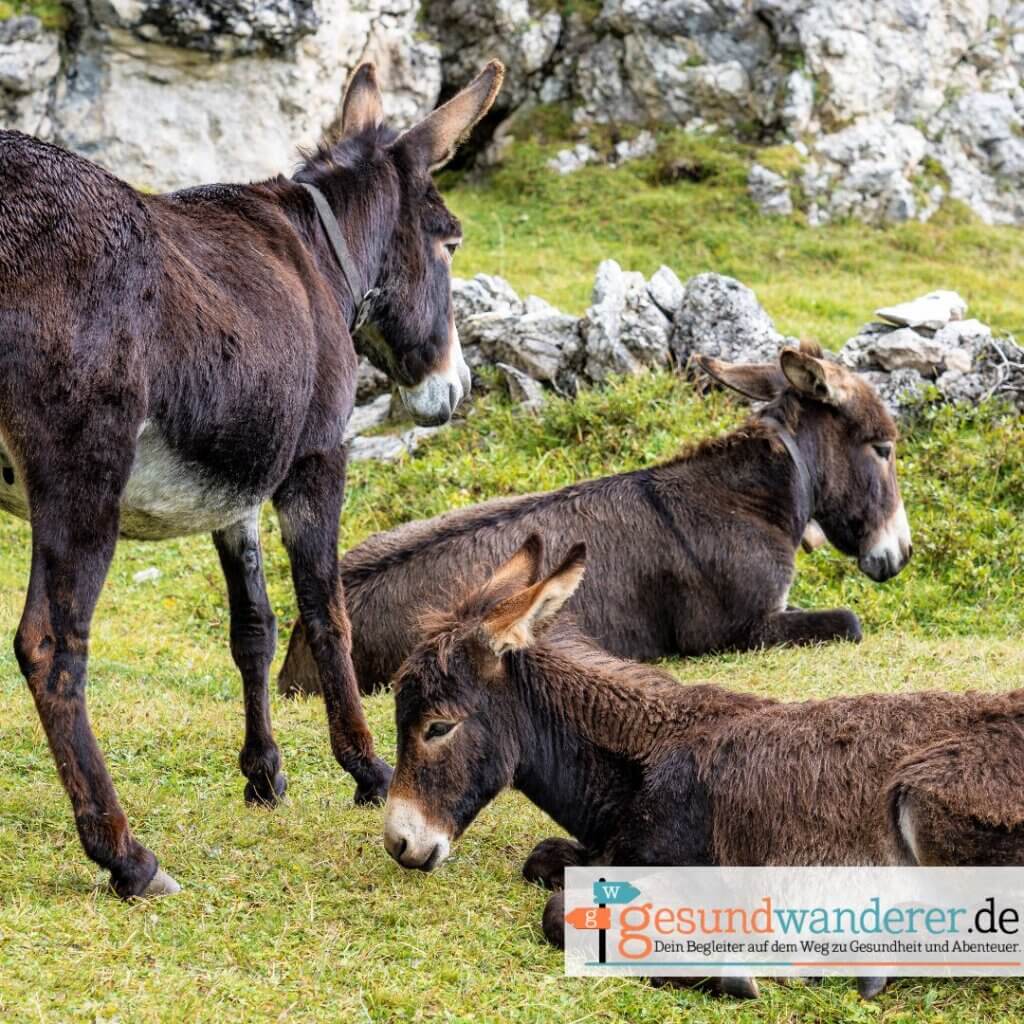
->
[396,837,407,860]
[448,383,458,412]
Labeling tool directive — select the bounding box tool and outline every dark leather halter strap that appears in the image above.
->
[300,182,377,331]
[763,418,815,521]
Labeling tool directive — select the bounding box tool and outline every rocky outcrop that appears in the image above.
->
[342,266,1022,462]
[422,0,1024,227]
[0,17,60,137]
[0,0,441,191]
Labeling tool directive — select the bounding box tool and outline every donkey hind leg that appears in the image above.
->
[762,608,862,647]
[16,492,177,898]
[213,515,285,807]
[274,451,391,805]
[522,837,589,891]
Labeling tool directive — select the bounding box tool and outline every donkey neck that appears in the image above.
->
[658,417,821,547]
[290,166,398,327]
[506,639,685,849]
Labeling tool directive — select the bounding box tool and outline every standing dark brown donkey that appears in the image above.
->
[0,59,504,897]
[280,343,912,696]
[383,537,1024,1001]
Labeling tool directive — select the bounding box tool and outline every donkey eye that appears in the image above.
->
[424,720,456,741]
[872,442,893,460]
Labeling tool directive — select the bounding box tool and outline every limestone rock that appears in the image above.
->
[344,393,392,441]
[355,358,390,403]
[671,272,788,366]
[581,259,672,382]
[646,265,685,318]
[49,0,441,191]
[875,291,968,331]
[0,16,60,136]
[465,308,581,383]
[748,163,793,216]
[497,362,545,412]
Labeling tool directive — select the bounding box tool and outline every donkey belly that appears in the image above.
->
[0,425,259,541]
[118,422,260,540]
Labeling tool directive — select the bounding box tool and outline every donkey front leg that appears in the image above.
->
[17,494,176,898]
[522,836,589,891]
[762,608,862,647]
[274,451,391,805]
[213,515,285,807]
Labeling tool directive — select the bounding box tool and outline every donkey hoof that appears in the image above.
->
[353,758,393,806]
[523,837,588,890]
[857,976,889,1000]
[244,771,288,807]
[720,976,760,1000]
[142,867,182,897]
[541,890,565,949]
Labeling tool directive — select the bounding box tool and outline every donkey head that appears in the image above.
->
[697,343,912,582]
[384,537,585,870]
[297,60,504,426]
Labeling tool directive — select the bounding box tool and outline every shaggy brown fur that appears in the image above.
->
[0,60,503,897]
[385,538,1024,999]
[280,344,911,696]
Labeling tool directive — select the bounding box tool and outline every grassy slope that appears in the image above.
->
[1,134,1024,1022]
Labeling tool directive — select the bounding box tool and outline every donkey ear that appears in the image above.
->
[484,534,545,596]
[326,62,384,144]
[482,543,586,656]
[780,347,842,405]
[395,59,505,171]
[693,354,784,402]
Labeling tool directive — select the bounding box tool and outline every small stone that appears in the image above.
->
[496,363,545,412]
[748,164,793,216]
[875,291,968,331]
[133,567,162,584]
[355,359,390,403]
[344,394,392,440]
[646,265,685,317]
[867,327,952,377]
[547,143,599,175]
[612,130,656,164]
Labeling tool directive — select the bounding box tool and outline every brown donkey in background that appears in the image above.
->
[0,60,503,897]
[383,537,1024,1000]
[281,343,912,696]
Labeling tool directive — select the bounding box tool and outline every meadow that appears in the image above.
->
[1,126,1023,1022]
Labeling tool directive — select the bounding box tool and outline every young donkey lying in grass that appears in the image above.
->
[383,537,1024,1001]
[281,343,912,696]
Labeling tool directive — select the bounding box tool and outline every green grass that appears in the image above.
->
[2,134,1024,1021]
[0,0,68,30]
[442,123,1024,342]
[1,379,1022,1022]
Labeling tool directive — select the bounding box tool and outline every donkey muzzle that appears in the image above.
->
[859,500,912,582]
[383,796,451,871]
[398,329,472,427]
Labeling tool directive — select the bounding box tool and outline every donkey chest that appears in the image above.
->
[0,424,260,541]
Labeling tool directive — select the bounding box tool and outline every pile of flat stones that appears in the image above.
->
[348,266,1024,461]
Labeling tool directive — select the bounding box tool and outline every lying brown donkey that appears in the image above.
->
[383,537,1024,1001]
[280,342,912,696]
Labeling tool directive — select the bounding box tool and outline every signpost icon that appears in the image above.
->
[566,877,641,963]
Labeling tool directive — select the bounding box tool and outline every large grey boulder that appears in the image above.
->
[670,272,790,366]
[466,302,582,383]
